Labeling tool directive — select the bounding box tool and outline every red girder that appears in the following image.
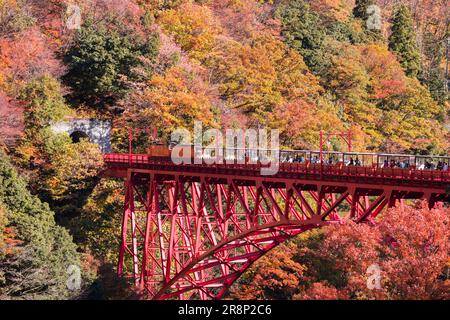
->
[103,154,449,300]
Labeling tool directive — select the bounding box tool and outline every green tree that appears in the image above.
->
[276,0,326,74]
[327,20,366,44]
[423,69,448,106]
[15,76,71,165]
[45,139,104,219]
[19,75,70,132]
[0,203,6,249]
[0,150,80,299]
[63,19,159,109]
[69,180,123,263]
[388,5,422,78]
[0,0,36,37]
[419,32,448,105]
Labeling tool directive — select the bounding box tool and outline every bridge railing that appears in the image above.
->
[103,153,450,183]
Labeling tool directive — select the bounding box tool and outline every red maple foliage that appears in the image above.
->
[229,242,304,300]
[0,91,24,145]
[0,27,64,88]
[231,203,450,300]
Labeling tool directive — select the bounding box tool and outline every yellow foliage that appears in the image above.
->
[157,2,222,62]
[133,66,217,139]
[14,143,38,163]
[213,34,322,127]
[45,140,104,199]
[0,205,5,249]
[309,0,354,22]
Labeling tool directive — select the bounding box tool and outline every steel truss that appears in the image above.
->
[116,168,444,300]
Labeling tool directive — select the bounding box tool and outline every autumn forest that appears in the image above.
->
[0,0,449,300]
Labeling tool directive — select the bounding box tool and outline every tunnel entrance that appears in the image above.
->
[70,130,90,143]
[52,119,112,152]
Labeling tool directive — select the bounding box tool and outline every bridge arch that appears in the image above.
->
[152,219,324,300]
[103,153,449,300]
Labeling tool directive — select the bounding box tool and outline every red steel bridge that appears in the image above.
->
[102,145,450,300]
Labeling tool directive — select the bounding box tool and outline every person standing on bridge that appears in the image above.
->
[390,160,396,168]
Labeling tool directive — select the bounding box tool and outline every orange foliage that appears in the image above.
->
[0,205,22,255]
[308,0,354,22]
[230,243,304,300]
[294,282,341,300]
[0,27,63,93]
[359,44,407,100]
[157,2,222,62]
[378,0,448,40]
[0,91,23,145]
[209,0,280,41]
[212,34,323,129]
[272,99,344,149]
[31,0,145,45]
[126,66,217,139]
[231,204,450,300]
[305,204,450,300]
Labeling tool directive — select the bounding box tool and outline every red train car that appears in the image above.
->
[148,143,171,159]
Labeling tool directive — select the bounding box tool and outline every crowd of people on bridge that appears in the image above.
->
[417,160,449,171]
[380,159,449,171]
[283,155,362,166]
[284,154,306,163]
[281,154,449,171]
[382,159,410,169]
[284,155,366,166]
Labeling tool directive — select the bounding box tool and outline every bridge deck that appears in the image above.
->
[103,154,450,193]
